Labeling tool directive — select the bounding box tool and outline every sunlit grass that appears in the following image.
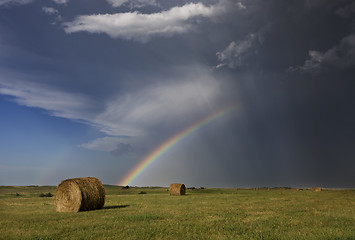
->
[0,186,354,239]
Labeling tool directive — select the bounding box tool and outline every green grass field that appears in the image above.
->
[0,185,354,239]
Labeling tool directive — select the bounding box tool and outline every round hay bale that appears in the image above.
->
[169,183,186,196]
[55,177,105,212]
[312,187,322,192]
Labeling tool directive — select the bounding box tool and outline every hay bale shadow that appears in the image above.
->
[103,205,130,210]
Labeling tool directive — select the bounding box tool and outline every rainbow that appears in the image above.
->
[118,103,239,186]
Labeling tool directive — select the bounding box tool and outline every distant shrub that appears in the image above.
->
[138,191,147,194]
[122,185,130,189]
[40,192,53,197]
[15,193,20,196]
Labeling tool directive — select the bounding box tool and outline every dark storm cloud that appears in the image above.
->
[0,0,355,187]
[336,1,355,18]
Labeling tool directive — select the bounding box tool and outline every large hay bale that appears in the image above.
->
[169,183,186,195]
[55,177,105,212]
[312,187,322,192]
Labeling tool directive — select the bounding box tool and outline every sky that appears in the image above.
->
[0,0,355,188]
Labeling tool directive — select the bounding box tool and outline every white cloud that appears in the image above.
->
[0,66,222,151]
[80,136,134,156]
[216,33,257,68]
[288,33,355,73]
[64,2,224,42]
[0,0,32,7]
[94,69,221,136]
[0,77,96,120]
[79,136,130,152]
[287,50,323,73]
[110,143,133,156]
[236,2,246,10]
[42,6,62,22]
[52,0,68,4]
[42,6,59,15]
[107,0,158,8]
[0,0,67,7]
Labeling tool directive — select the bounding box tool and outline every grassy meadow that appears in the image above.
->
[0,185,354,239]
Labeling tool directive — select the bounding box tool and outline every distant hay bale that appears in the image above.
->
[169,183,186,196]
[55,177,105,212]
[312,187,322,192]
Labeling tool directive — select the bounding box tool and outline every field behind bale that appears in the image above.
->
[0,186,354,240]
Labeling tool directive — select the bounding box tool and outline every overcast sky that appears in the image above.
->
[1,0,355,188]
